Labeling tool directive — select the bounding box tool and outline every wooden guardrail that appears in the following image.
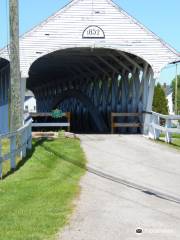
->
[0,119,32,178]
[149,111,180,143]
[111,113,142,134]
[30,112,71,132]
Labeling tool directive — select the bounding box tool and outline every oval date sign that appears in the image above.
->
[82,25,105,39]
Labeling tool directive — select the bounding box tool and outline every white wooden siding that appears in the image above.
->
[0,0,179,78]
[0,104,8,134]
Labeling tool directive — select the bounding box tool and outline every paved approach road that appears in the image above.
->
[59,135,180,240]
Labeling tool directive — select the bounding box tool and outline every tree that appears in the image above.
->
[171,75,180,113]
[153,83,168,114]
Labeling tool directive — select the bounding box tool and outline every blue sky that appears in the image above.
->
[0,0,179,84]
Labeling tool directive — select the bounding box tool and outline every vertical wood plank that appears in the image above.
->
[148,114,155,139]
[22,129,27,158]
[67,112,71,132]
[27,123,32,150]
[154,115,160,139]
[142,65,149,111]
[143,73,156,135]
[111,113,114,134]
[165,119,172,143]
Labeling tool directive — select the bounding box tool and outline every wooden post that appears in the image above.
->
[67,112,71,132]
[142,64,149,110]
[9,0,22,131]
[148,113,154,139]
[27,123,32,150]
[143,72,156,135]
[165,119,172,143]
[111,113,114,134]
[21,129,27,158]
[153,115,160,140]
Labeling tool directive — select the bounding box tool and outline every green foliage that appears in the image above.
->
[153,83,168,114]
[171,75,180,113]
[51,109,63,118]
[0,137,86,240]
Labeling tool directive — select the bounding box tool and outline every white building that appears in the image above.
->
[0,104,8,134]
[163,84,174,115]
[24,96,36,113]
[24,91,37,113]
[166,87,174,115]
[167,92,174,115]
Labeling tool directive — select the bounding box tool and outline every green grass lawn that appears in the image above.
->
[171,138,180,150]
[0,137,86,240]
[160,133,180,139]
[159,132,180,150]
[158,138,180,151]
[1,139,11,176]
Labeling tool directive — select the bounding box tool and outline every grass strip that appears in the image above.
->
[0,137,86,240]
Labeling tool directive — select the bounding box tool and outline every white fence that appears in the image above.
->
[30,112,71,131]
[0,119,32,178]
[149,112,180,143]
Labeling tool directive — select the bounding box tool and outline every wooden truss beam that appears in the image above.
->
[118,51,143,71]
[108,53,132,73]
[71,66,88,79]
[87,59,111,78]
[96,55,120,74]
[78,63,99,78]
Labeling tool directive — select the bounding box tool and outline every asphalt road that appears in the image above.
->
[59,135,180,240]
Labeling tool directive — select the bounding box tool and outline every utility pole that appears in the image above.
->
[9,0,22,131]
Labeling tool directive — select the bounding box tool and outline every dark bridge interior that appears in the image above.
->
[27,48,151,133]
[0,58,10,107]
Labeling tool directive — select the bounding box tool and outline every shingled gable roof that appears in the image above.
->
[0,0,179,78]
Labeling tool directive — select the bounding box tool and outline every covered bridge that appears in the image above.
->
[0,0,179,133]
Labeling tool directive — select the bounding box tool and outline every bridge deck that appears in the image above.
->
[79,135,180,199]
[60,135,180,240]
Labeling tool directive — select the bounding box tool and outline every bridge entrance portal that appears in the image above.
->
[27,48,153,133]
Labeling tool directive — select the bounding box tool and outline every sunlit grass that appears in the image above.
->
[171,138,180,150]
[1,138,10,154]
[157,138,180,151]
[160,133,180,139]
[1,139,11,176]
[0,137,86,240]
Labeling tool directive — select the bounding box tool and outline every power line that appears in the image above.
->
[163,63,180,71]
